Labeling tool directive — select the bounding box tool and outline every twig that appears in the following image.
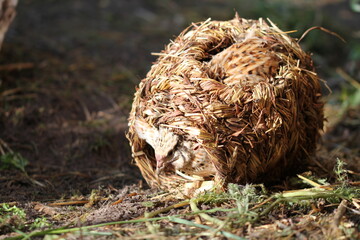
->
[250,196,275,211]
[143,200,190,219]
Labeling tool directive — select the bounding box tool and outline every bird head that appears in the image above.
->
[134,118,178,173]
[153,126,178,172]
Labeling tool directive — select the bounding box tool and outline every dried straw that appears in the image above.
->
[127,15,324,191]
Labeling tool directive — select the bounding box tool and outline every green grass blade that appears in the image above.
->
[168,216,247,240]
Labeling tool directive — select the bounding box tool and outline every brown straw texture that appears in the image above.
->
[127,15,324,191]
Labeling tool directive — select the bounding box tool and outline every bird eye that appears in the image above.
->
[168,149,174,156]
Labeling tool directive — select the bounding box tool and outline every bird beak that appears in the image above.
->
[155,154,165,174]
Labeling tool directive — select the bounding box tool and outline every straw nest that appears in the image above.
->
[127,15,324,193]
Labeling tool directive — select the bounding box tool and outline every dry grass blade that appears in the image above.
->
[48,200,90,206]
[298,26,346,43]
[0,62,34,71]
[189,199,224,226]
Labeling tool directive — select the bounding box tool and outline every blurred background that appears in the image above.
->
[0,0,359,201]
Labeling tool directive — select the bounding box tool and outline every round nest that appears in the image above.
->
[127,15,324,193]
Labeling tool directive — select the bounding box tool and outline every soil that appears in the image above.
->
[0,0,359,239]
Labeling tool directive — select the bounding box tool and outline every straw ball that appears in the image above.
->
[127,15,324,193]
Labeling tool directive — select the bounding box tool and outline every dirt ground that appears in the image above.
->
[0,0,359,239]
